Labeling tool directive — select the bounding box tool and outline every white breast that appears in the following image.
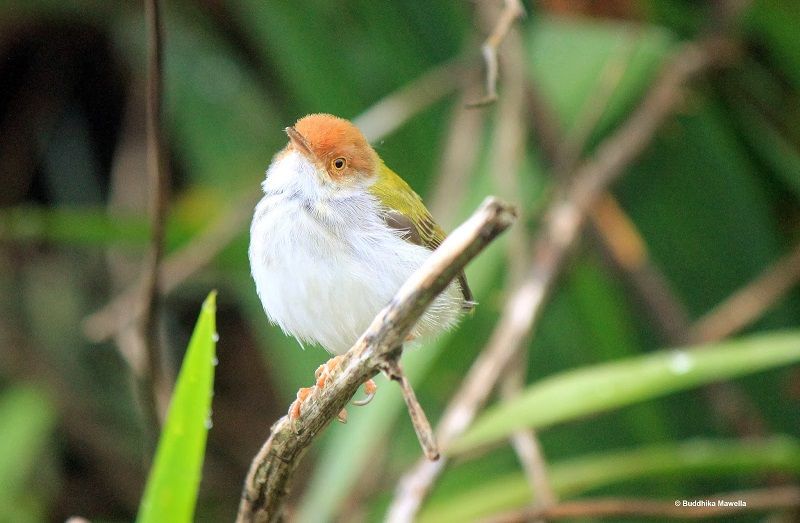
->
[248,151,463,355]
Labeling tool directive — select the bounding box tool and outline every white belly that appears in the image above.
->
[249,191,462,355]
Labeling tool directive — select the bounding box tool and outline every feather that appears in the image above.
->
[369,162,474,308]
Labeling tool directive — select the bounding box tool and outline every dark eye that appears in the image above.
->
[333,157,346,170]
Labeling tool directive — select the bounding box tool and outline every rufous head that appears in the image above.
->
[284,114,378,183]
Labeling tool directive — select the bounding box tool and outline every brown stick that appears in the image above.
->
[382,359,439,461]
[354,59,469,142]
[138,0,170,427]
[481,15,554,506]
[236,197,516,523]
[386,37,739,523]
[500,353,556,508]
[590,194,692,342]
[482,485,800,522]
[691,242,800,343]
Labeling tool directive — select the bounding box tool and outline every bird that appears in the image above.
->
[249,113,473,420]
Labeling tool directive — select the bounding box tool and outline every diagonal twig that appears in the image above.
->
[387,37,739,523]
[691,242,800,343]
[236,197,516,523]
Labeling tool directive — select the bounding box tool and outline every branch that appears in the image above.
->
[690,242,800,343]
[138,0,170,427]
[468,0,525,107]
[499,353,556,508]
[482,485,800,522]
[387,36,739,523]
[483,20,555,506]
[236,197,516,523]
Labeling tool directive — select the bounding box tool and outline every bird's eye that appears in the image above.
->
[332,157,346,170]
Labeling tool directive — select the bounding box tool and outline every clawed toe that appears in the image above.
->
[289,386,313,419]
[315,355,344,388]
[352,378,377,406]
[294,357,379,420]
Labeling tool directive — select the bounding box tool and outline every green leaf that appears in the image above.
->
[449,331,800,454]
[421,436,800,523]
[136,291,218,523]
[0,387,56,523]
[0,206,149,246]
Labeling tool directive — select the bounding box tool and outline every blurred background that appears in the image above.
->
[2,0,800,521]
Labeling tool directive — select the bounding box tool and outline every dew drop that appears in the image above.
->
[212,332,220,342]
[669,350,693,375]
[211,356,219,366]
[204,418,213,430]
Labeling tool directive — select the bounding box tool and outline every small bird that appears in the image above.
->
[249,114,473,418]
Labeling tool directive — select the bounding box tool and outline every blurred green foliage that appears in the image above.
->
[1,0,800,522]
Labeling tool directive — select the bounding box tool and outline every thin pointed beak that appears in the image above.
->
[285,126,314,158]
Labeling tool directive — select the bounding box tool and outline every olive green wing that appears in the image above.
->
[369,162,474,308]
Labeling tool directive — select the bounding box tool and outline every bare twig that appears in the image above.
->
[382,359,439,460]
[482,485,800,522]
[429,83,487,225]
[387,37,738,523]
[236,197,516,523]
[468,0,525,107]
[499,354,556,508]
[691,242,800,343]
[484,19,554,506]
[138,0,170,425]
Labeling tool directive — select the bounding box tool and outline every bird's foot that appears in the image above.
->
[310,355,378,415]
[314,355,344,388]
[352,378,377,406]
[289,386,313,420]
[290,355,380,422]
[289,386,348,422]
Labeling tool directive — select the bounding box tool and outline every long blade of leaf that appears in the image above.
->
[449,330,800,454]
[421,436,800,523]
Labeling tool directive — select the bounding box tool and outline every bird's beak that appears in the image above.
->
[285,126,314,159]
